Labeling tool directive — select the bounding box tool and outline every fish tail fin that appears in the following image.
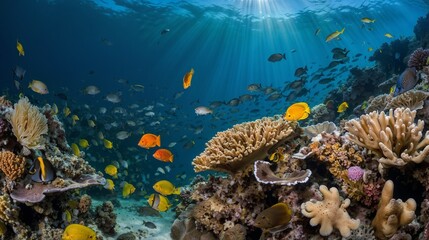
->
[28,82,31,88]
[156,135,161,147]
[173,187,181,195]
[282,53,286,60]
[169,155,174,162]
[372,19,376,23]
[340,28,345,34]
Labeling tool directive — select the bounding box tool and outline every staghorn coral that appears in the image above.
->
[408,48,429,70]
[385,90,429,111]
[345,108,429,174]
[8,97,48,151]
[0,151,26,181]
[372,180,416,239]
[192,116,298,174]
[301,185,360,237]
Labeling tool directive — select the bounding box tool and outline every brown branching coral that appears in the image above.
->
[0,151,26,181]
[8,97,48,150]
[372,180,416,239]
[192,116,299,174]
[345,108,429,174]
[301,185,360,237]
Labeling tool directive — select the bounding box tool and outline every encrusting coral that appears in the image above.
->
[0,151,26,181]
[192,116,298,175]
[371,180,416,239]
[345,108,429,174]
[301,185,360,237]
[8,97,48,151]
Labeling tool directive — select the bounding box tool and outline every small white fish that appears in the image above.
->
[120,160,129,169]
[99,107,107,114]
[150,121,160,126]
[126,120,136,126]
[165,166,171,173]
[157,167,165,174]
[105,92,121,103]
[156,103,165,107]
[145,112,155,117]
[168,142,177,148]
[29,80,49,94]
[143,105,154,111]
[84,85,100,95]
[116,131,131,140]
[195,106,213,115]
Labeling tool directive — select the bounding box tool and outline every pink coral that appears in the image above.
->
[347,166,364,181]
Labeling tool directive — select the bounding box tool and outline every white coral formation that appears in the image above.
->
[345,108,429,174]
[301,185,360,237]
[192,117,297,174]
[371,180,416,239]
[9,97,48,150]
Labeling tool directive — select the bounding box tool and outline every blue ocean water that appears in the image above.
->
[1,0,429,220]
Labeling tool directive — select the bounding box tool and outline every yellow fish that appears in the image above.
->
[148,193,171,212]
[122,182,136,198]
[368,47,373,52]
[72,115,79,126]
[104,165,118,179]
[153,180,181,196]
[51,103,59,115]
[79,139,89,148]
[284,102,311,121]
[87,120,96,128]
[390,85,396,94]
[183,68,194,89]
[361,101,368,110]
[337,102,349,113]
[325,28,345,42]
[426,56,429,66]
[103,139,113,149]
[62,224,96,240]
[71,143,80,157]
[98,131,104,140]
[104,179,115,191]
[361,17,375,23]
[16,40,25,56]
[384,33,394,38]
[63,209,72,223]
[63,107,71,117]
[29,80,49,94]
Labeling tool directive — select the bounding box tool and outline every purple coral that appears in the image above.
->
[408,48,429,70]
[347,166,364,181]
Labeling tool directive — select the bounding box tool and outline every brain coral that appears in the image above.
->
[192,116,298,174]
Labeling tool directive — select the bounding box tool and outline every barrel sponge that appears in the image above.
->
[301,185,360,237]
[9,97,48,150]
[0,151,26,181]
[192,116,298,174]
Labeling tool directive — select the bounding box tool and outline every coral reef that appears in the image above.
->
[95,201,117,235]
[414,12,429,48]
[0,151,26,181]
[301,185,360,237]
[369,39,411,75]
[408,48,429,70]
[8,97,48,152]
[192,116,299,175]
[345,108,429,174]
[372,180,416,239]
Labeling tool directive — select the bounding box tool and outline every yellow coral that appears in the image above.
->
[301,185,360,237]
[0,151,26,181]
[345,108,429,174]
[372,180,416,239]
[192,116,298,174]
[0,194,19,225]
[9,97,48,150]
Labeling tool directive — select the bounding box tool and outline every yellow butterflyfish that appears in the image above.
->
[78,139,89,148]
[63,107,71,117]
[103,139,113,149]
[337,102,349,113]
[325,28,345,42]
[16,40,25,56]
[153,180,181,196]
[71,143,81,157]
[62,224,96,240]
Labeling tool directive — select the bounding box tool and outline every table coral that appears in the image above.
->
[192,116,298,175]
[301,185,360,237]
[371,180,416,239]
[8,97,48,151]
[0,151,26,181]
[345,108,429,174]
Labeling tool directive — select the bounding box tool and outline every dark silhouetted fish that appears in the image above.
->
[267,93,283,101]
[294,66,308,77]
[288,79,306,89]
[393,67,419,96]
[268,53,286,62]
[161,29,170,35]
[319,77,335,84]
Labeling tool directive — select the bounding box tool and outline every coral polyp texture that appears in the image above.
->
[8,97,48,151]
[345,108,429,174]
[0,151,26,181]
[192,116,298,174]
[301,185,360,237]
[372,180,417,239]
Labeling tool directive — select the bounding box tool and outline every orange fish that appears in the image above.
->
[138,133,161,149]
[153,149,174,162]
[183,68,194,89]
